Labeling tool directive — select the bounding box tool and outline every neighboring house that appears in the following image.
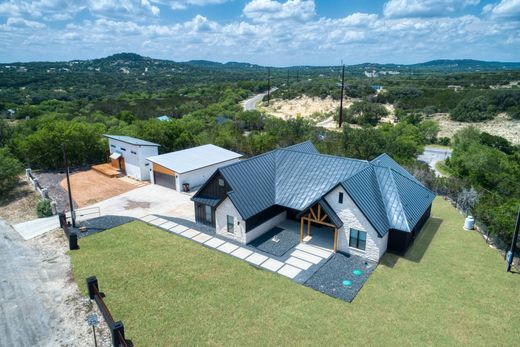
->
[192,141,435,262]
[104,135,160,181]
[147,144,242,192]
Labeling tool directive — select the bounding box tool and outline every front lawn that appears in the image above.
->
[70,197,520,346]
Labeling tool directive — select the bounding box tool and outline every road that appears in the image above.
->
[0,219,109,346]
[417,146,452,176]
[243,88,278,111]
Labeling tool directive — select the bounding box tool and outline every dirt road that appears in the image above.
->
[0,219,110,346]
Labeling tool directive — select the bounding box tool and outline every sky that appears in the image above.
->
[0,0,519,65]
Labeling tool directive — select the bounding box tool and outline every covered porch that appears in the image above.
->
[298,199,343,253]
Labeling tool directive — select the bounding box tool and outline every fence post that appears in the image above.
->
[51,201,57,215]
[87,276,98,300]
[111,321,126,347]
[69,232,79,250]
[58,212,66,228]
[32,177,39,190]
[41,188,49,199]
[26,168,32,181]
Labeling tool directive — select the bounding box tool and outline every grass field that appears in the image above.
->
[70,198,520,346]
[435,159,452,177]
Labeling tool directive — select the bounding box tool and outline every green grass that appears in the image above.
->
[70,198,520,346]
[435,159,452,177]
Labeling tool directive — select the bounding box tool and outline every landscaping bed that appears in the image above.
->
[249,226,299,257]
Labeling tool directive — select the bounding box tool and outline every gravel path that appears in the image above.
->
[33,171,77,212]
[0,219,111,346]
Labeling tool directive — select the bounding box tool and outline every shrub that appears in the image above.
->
[0,147,23,195]
[36,199,53,218]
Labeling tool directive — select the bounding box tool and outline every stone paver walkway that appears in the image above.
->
[138,215,334,281]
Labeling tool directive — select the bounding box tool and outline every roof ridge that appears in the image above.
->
[376,166,410,232]
[387,166,435,196]
[279,148,370,163]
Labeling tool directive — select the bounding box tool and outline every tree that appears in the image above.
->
[456,188,479,216]
[344,101,389,126]
[0,148,23,195]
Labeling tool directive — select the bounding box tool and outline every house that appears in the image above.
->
[146,144,242,192]
[192,142,435,262]
[104,135,159,181]
[156,115,171,121]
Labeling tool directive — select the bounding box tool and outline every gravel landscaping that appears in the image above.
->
[249,226,300,257]
[71,215,136,238]
[304,253,377,302]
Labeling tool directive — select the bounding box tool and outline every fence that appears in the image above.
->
[26,168,58,215]
[87,276,132,347]
[58,212,79,250]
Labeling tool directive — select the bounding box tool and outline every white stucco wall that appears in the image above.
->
[325,186,388,262]
[215,197,246,243]
[245,211,287,244]
[178,158,241,192]
[139,145,158,180]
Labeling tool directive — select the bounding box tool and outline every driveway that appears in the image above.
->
[242,88,278,111]
[80,184,194,221]
[417,146,452,176]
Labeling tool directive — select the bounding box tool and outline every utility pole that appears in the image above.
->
[62,144,76,227]
[267,68,271,106]
[506,207,520,272]
[338,64,345,128]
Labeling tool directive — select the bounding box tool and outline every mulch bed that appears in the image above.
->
[304,253,377,302]
[249,226,300,257]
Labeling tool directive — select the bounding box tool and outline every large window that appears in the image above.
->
[338,192,344,204]
[349,229,366,251]
[204,205,212,223]
[227,215,234,234]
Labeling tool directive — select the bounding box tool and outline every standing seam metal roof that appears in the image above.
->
[200,142,434,237]
[104,134,160,147]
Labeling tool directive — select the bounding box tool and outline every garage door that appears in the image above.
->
[154,171,176,190]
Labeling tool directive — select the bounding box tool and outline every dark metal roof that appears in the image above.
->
[196,141,435,237]
[192,195,221,207]
[296,198,344,228]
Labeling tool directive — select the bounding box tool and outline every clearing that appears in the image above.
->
[0,179,39,224]
[432,113,520,145]
[59,170,145,208]
[70,197,520,346]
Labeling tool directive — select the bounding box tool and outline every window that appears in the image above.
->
[120,147,126,151]
[131,151,137,155]
[145,163,149,166]
[218,178,225,187]
[349,229,366,251]
[227,215,234,234]
[338,192,344,204]
[204,205,212,223]
[110,144,116,148]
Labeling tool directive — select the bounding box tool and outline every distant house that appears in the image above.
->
[216,115,230,125]
[371,85,383,92]
[147,144,242,192]
[6,109,15,118]
[156,115,171,121]
[192,141,434,262]
[104,135,160,181]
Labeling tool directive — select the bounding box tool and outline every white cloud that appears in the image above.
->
[2,17,46,29]
[384,0,480,18]
[243,0,316,22]
[160,0,230,10]
[487,0,520,18]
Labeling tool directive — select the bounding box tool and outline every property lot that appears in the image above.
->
[59,170,142,208]
[70,198,520,346]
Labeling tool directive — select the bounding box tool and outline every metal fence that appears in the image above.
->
[87,276,132,347]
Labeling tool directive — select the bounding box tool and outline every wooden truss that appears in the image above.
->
[299,203,339,253]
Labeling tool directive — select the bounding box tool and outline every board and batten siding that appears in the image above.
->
[215,197,246,243]
[325,185,388,262]
[107,138,157,181]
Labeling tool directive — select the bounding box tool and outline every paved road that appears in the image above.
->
[243,88,278,111]
[417,146,452,176]
[0,220,63,346]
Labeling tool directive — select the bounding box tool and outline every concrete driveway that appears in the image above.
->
[80,184,195,221]
[417,146,452,176]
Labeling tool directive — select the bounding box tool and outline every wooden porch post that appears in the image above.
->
[300,216,304,242]
[333,228,338,253]
[307,213,311,237]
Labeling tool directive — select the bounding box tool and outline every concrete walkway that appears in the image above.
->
[12,215,60,240]
[140,214,333,282]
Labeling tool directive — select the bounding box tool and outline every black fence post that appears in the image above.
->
[58,212,66,228]
[69,232,79,250]
[87,276,98,300]
[111,321,125,347]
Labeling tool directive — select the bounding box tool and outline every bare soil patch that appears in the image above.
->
[0,179,39,224]
[60,170,140,208]
[432,113,520,144]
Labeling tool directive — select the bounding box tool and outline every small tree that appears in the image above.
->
[0,147,23,196]
[457,187,479,216]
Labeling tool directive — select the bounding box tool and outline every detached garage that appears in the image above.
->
[147,144,242,192]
